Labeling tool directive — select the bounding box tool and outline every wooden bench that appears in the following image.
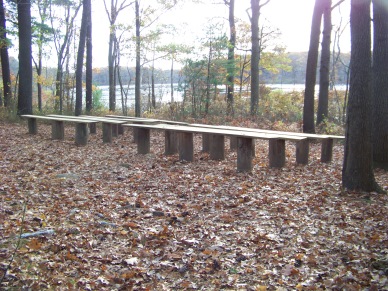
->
[48,115,133,143]
[105,115,187,143]
[122,123,307,172]
[191,124,344,164]
[21,115,99,146]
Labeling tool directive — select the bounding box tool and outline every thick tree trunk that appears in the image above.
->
[317,0,332,126]
[226,0,235,116]
[372,0,388,170]
[303,0,324,133]
[85,0,92,113]
[17,0,32,115]
[342,0,382,192]
[135,0,141,117]
[0,0,12,107]
[75,0,88,116]
[250,0,260,117]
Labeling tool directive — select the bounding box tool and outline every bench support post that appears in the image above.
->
[237,137,253,172]
[75,123,89,146]
[52,120,65,140]
[202,133,210,153]
[296,139,309,165]
[102,123,112,143]
[89,123,96,134]
[137,128,150,154]
[179,132,194,162]
[269,139,286,168]
[210,134,225,160]
[112,124,119,137]
[230,137,237,151]
[27,118,37,134]
[165,130,178,155]
[321,138,333,163]
[118,124,124,135]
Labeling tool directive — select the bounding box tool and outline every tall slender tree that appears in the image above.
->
[135,0,141,116]
[103,0,133,112]
[17,0,32,115]
[85,0,92,113]
[303,0,324,133]
[372,0,388,170]
[342,0,383,192]
[249,0,270,117]
[224,0,235,116]
[0,0,12,107]
[316,0,332,126]
[75,0,89,116]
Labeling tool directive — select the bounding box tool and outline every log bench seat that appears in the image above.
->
[191,124,344,164]
[21,115,99,146]
[48,115,132,143]
[122,123,307,172]
[105,115,188,142]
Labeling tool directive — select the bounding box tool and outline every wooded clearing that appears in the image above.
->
[0,122,387,290]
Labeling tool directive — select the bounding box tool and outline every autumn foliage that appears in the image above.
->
[0,122,387,289]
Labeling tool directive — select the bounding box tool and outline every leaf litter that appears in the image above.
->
[0,122,387,290]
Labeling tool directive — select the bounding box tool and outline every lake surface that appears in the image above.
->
[98,83,348,108]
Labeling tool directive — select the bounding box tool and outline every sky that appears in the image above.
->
[90,0,351,68]
[7,0,350,69]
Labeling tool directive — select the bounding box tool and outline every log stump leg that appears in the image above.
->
[118,124,124,135]
[202,133,210,153]
[230,137,237,151]
[137,128,150,154]
[210,134,225,160]
[75,123,89,146]
[102,123,112,143]
[133,128,139,143]
[165,130,178,155]
[52,120,65,140]
[27,118,37,134]
[269,139,286,168]
[296,139,309,165]
[112,124,118,137]
[321,138,333,163]
[89,123,96,134]
[237,137,253,172]
[179,132,194,162]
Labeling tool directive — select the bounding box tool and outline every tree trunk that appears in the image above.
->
[17,0,32,115]
[85,0,92,113]
[0,0,12,107]
[108,29,116,112]
[372,0,388,170]
[226,0,235,116]
[170,58,174,103]
[342,0,383,192]
[75,0,88,116]
[250,0,260,117]
[316,0,332,126]
[135,0,141,117]
[303,0,324,133]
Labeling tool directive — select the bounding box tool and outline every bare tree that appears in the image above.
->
[342,0,383,193]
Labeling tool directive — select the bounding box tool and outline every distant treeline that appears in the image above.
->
[7,52,351,88]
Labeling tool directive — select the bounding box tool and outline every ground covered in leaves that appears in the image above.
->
[0,121,387,290]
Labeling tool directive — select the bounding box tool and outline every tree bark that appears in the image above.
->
[316,0,332,126]
[0,0,12,107]
[303,0,324,133]
[226,0,235,116]
[250,0,260,117]
[75,0,88,116]
[85,0,92,113]
[17,0,32,115]
[372,0,388,170]
[342,0,382,192]
[135,0,141,117]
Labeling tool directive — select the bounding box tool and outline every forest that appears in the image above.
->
[0,0,387,289]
